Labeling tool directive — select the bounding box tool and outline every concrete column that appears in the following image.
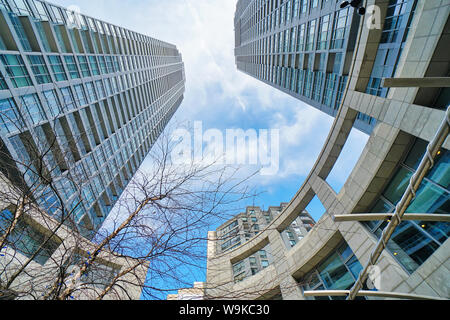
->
[279,275,304,300]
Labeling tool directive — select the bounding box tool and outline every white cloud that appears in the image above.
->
[50,0,368,203]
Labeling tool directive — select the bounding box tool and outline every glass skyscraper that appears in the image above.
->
[234,0,376,134]
[0,0,185,238]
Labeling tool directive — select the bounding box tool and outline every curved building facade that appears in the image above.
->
[206,0,449,300]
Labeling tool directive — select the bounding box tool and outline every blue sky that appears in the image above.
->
[50,0,369,298]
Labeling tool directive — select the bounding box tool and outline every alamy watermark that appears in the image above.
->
[170,122,280,176]
[365,5,382,30]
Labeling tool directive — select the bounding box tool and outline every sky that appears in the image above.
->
[49,0,369,298]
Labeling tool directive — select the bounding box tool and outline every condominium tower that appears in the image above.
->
[215,204,315,284]
[234,0,391,134]
[0,0,185,238]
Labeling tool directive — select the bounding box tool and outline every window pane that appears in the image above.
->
[64,55,80,79]
[404,139,427,170]
[386,221,439,274]
[429,149,450,189]
[48,55,68,81]
[42,89,62,118]
[6,217,60,265]
[0,54,32,88]
[20,94,46,125]
[60,87,75,111]
[0,98,24,134]
[27,55,51,84]
[346,255,363,279]
[383,167,413,205]
[318,253,354,290]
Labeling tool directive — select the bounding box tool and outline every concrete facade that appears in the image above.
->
[0,172,148,300]
[206,0,450,300]
[167,282,206,301]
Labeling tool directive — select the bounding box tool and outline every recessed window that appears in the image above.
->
[0,208,61,266]
[0,98,24,134]
[64,55,80,79]
[0,54,32,88]
[27,55,51,84]
[20,93,47,125]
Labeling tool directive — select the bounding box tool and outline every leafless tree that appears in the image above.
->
[0,113,257,300]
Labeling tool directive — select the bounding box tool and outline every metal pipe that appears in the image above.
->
[333,213,450,223]
[304,290,447,300]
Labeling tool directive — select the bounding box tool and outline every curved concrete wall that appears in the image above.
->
[206,0,450,300]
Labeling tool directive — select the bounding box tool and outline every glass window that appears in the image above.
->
[3,211,61,265]
[0,54,32,88]
[430,151,450,189]
[335,75,348,110]
[293,0,299,18]
[33,1,50,21]
[27,55,51,84]
[77,55,91,77]
[105,56,114,73]
[317,14,330,50]
[381,0,410,44]
[386,221,440,273]
[383,167,412,205]
[64,55,80,79]
[318,252,355,290]
[300,242,367,300]
[50,5,64,24]
[366,0,416,97]
[0,73,7,90]
[88,56,100,76]
[0,34,6,51]
[8,134,33,170]
[42,89,62,118]
[60,86,76,111]
[305,19,316,51]
[95,80,106,99]
[407,180,449,215]
[53,26,68,53]
[98,56,108,74]
[0,0,11,11]
[74,84,88,106]
[20,94,46,125]
[11,0,32,15]
[85,81,97,103]
[311,0,319,9]
[0,98,24,134]
[80,30,92,53]
[68,29,80,53]
[322,73,336,107]
[300,0,308,14]
[346,255,364,280]
[48,55,67,82]
[405,139,450,189]
[331,8,349,49]
[8,13,32,52]
[34,21,51,52]
[367,138,450,274]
